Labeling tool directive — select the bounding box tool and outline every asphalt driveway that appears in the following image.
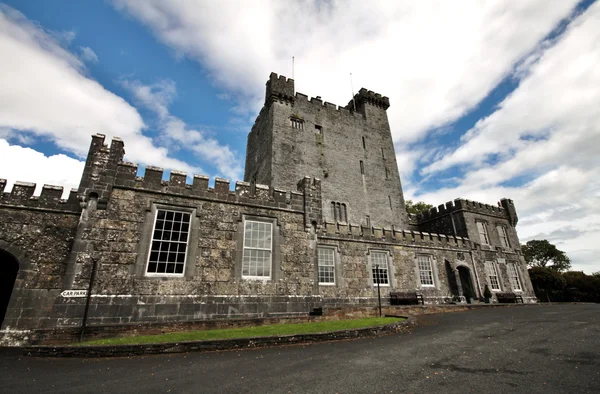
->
[1,304,598,394]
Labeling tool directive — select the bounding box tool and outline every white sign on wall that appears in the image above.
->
[60,290,88,298]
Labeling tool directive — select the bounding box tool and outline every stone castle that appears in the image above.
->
[0,73,536,344]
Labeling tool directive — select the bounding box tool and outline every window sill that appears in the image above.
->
[319,283,336,286]
[144,273,185,278]
[242,276,272,281]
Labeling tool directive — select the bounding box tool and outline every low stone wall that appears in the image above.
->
[21,319,410,358]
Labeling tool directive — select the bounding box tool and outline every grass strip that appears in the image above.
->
[80,317,403,346]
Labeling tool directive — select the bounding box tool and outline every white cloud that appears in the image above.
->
[0,139,84,198]
[412,2,600,273]
[0,5,193,174]
[79,46,99,63]
[122,79,244,180]
[112,0,578,144]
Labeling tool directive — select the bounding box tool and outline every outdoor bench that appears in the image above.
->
[390,291,424,305]
[495,292,524,303]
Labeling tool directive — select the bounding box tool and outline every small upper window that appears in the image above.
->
[497,225,510,248]
[331,202,347,223]
[290,118,304,130]
[476,221,490,245]
[242,220,273,279]
[315,125,322,134]
[371,251,389,286]
[147,209,191,276]
[417,255,434,287]
[360,160,364,175]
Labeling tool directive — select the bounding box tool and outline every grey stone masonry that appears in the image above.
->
[245,72,408,229]
[0,73,537,346]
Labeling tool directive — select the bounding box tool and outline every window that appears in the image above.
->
[476,221,490,245]
[417,255,434,287]
[388,195,393,210]
[381,147,385,160]
[360,160,364,174]
[365,215,371,227]
[507,263,522,291]
[290,118,304,130]
[371,251,389,286]
[497,225,510,248]
[331,202,347,222]
[362,136,366,149]
[318,247,336,285]
[146,209,191,275]
[242,220,273,279]
[385,167,389,179]
[485,261,501,291]
[315,124,322,134]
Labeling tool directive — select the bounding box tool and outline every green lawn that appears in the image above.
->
[80,317,403,346]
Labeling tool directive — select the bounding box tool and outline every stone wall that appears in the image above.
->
[0,187,80,330]
[245,73,408,229]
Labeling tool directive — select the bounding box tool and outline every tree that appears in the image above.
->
[528,267,567,302]
[562,271,600,303]
[521,239,571,272]
[405,200,433,215]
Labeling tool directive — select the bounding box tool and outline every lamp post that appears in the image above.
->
[375,263,382,317]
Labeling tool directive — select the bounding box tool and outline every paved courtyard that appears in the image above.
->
[1,304,598,393]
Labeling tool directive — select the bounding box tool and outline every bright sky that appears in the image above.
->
[0,1,598,273]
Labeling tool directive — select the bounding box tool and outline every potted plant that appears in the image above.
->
[483,285,492,303]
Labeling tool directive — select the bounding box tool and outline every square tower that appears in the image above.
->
[245,73,408,229]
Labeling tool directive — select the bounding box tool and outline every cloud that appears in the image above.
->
[112,0,578,143]
[410,2,600,273]
[0,139,84,198]
[422,2,600,177]
[0,4,193,174]
[79,46,99,63]
[122,79,244,180]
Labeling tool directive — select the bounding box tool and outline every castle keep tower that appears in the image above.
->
[245,73,408,228]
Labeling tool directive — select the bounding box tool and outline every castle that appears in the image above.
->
[0,73,535,344]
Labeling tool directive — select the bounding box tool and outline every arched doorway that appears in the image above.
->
[0,249,19,328]
[457,266,475,300]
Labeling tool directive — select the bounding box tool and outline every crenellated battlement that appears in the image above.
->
[0,179,80,212]
[321,220,472,249]
[347,88,390,110]
[266,72,389,117]
[417,198,511,224]
[292,92,363,119]
[113,161,310,211]
[265,72,295,104]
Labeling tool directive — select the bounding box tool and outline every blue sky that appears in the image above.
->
[1,1,599,273]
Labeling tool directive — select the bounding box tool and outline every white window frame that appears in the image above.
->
[477,221,490,245]
[507,263,522,292]
[242,220,273,280]
[417,255,435,287]
[370,251,390,287]
[145,209,192,277]
[317,246,336,285]
[485,261,501,291]
[497,225,510,248]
